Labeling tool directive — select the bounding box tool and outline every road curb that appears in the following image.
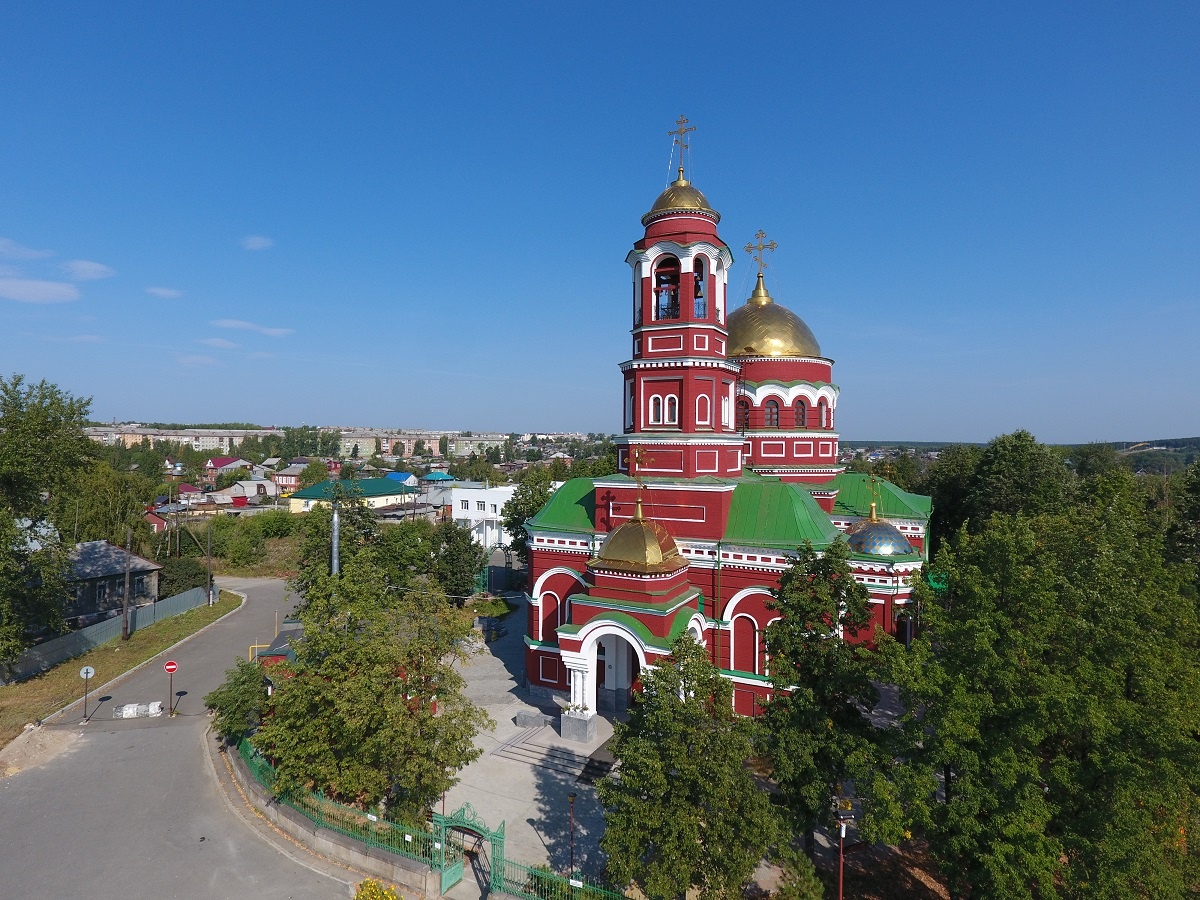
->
[37,587,248,727]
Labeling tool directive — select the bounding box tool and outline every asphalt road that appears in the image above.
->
[0,577,346,900]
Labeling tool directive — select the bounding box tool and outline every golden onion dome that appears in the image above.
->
[727,273,822,358]
[593,498,688,575]
[845,503,916,557]
[642,168,720,226]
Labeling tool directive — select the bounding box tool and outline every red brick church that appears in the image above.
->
[523,122,930,740]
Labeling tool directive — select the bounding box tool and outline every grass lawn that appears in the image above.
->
[0,590,240,747]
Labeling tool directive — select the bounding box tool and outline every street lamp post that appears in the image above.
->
[835,800,855,900]
[568,791,577,874]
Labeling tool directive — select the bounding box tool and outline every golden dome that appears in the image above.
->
[593,498,688,575]
[726,273,822,358]
[642,168,720,226]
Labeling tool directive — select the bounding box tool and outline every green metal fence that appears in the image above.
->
[237,740,443,867]
[236,739,623,900]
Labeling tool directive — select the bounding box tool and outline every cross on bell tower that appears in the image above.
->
[668,114,696,180]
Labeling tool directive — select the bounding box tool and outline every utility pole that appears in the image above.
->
[121,527,133,640]
[206,522,213,605]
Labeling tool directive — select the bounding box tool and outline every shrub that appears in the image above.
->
[158,557,209,598]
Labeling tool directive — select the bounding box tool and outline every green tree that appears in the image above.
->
[0,374,94,520]
[158,557,208,597]
[214,468,248,490]
[762,539,918,852]
[253,565,491,819]
[438,435,449,457]
[412,439,428,457]
[965,430,1074,528]
[1065,441,1121,479]
[0,376,94,669]
[432,520,487,602]
[598,635,777,899]
[55,459,155,549]
[916,443,981,550]
[299,460,328,489]
[502,466,552,565]
[293,483,378,597]
[893,482,1200,898]
[204,658,269,742]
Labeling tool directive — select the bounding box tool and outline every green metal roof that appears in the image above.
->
[526,477,597,533]
[289,478,415,501]
[827,472,931,521]
[557,606,695,653]
[722,481,842,549]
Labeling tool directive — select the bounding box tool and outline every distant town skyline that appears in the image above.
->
[2,4,1197,444]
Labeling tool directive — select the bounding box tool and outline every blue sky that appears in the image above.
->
[1,3,1197,443]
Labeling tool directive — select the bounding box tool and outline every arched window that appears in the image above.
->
[795,400,807,428]
[732,615,759,674]
[696,394,711,425]
[764,399,780,427]
[819,399,829,429]
[692,257,707,318]
[649,395,663,425]
[665,395,678,424]
[654,257,680,321]
[735,399,750,431]
[633,278,641,326]
[715,260,725,323]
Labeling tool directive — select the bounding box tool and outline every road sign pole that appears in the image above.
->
[164,660,179,715]
[79,665,95,721]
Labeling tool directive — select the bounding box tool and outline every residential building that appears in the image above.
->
[65,541,162,627]
[288,478,417,513]
[432,482,517,548]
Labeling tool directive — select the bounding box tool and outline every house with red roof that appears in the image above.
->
[202,456,250,486]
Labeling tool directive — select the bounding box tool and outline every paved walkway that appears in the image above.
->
[443,601,614,899]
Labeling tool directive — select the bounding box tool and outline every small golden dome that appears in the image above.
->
[593,498,688,575]
[726,273,822,358]
[642,168,720,226]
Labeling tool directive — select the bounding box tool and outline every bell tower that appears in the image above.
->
[615,117,743,478]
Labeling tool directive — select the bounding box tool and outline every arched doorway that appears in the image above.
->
[594,632,641,715]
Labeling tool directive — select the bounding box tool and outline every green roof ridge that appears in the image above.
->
[828,472,932,520]
[722,481,842,549]
[526,477,597,533]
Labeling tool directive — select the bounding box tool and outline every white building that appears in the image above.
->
[434,482,516,548]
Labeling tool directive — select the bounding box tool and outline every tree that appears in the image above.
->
[158,557,208,597]
[502,466,552,565]
[432,520,487,602]
[293,483,378,597]
[253,565,491,820]
[916,443,981,551]
[438,435,449,457]
[0,376,94,670]
[54,459,154,549]
[965,430,1074,529]
[351,443,360,459]
[892,481,1200,898]
[0,374,94,520]
[762,539,918,852]
[412,439,428,457]
[598,635,777,899]
[204,658,269,742]
[299,460,328,489]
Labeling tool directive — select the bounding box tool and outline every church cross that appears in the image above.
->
[668,115,696,178]
[744,229,778,274]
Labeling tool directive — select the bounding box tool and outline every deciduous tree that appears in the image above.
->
[599,635,777,899]
[502,466,552,565]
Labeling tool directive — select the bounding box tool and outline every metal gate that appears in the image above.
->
[433,803,505,896]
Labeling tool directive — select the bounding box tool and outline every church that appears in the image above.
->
[522,121,931,740]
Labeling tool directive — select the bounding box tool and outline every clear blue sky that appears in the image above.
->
[2,3,1197,443]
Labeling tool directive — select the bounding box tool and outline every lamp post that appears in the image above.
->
[568,791,577,874]
[835,799,855,900]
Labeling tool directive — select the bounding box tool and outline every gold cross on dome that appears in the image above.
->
[668,115,696,177]
[744,230,778,274]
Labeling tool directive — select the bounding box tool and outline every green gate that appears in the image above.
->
[433,803,506,896]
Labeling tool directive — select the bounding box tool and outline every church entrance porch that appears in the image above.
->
[560,622,650,743]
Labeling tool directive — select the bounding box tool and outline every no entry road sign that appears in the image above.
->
[163,660,178,674]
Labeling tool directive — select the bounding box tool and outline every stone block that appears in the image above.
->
[559,712,597,743]
[515,710,552,728]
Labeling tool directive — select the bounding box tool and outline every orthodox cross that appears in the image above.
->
[668,115,696,178]
[744,230,778,274]
[631,448,655,519]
